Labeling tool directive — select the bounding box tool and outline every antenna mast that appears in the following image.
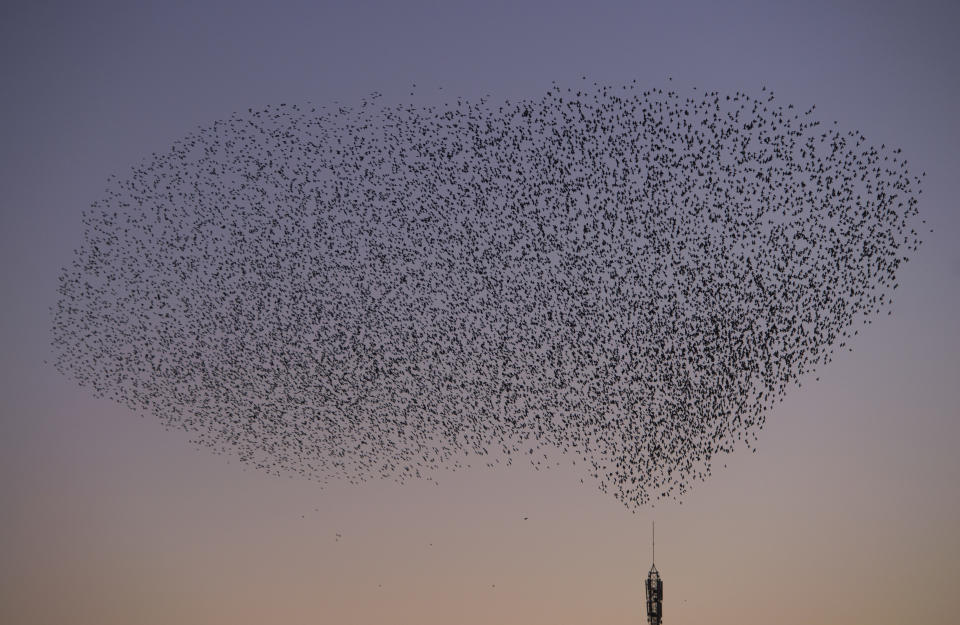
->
[645,521,663,625]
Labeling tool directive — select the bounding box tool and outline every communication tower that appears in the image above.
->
[645,522,663,625]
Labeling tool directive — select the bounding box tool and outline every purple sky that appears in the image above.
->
[2,1,958,623]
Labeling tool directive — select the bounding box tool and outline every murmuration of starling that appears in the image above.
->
[52,83,924,507]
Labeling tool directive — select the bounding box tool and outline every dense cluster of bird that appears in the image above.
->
[52,81,924,507]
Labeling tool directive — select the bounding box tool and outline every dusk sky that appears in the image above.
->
[2,1,958,624]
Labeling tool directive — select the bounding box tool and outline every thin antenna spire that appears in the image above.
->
[652,521,655,565]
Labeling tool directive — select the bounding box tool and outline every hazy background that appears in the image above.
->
[2,1,958,623]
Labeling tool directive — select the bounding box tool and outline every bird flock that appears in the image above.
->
[52,81,924,507]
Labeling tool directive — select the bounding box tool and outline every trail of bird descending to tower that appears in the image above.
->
[52,80,925,507]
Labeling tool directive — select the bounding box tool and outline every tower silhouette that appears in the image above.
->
[645,522,663,625]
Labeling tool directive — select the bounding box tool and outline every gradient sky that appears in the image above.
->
[2,1,958,624]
